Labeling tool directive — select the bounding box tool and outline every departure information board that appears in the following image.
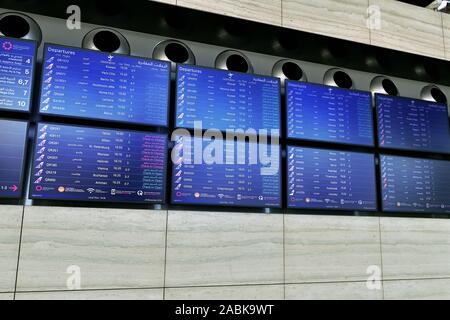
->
[0,37,36,112]
[381,155,450,213]
[0,119,28,198]
[376,94,450,154]
[286,81,374,146]
[39,44,171,126]
[287,146,377,211]
[30,123,167,204]
[171,135,281,208]
[176,65,281,133]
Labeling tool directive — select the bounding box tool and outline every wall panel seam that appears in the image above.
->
[441,12,447,59]
[378,217,385,300]
[13,205,26,300]
[163,210,169,300]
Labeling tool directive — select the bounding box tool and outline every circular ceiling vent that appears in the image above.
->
[421,85,448,104]
[272,59,307,83]
[370,76,399,96]
[82,28,130,54]
[323,68,353,89]
[153,39,196,71]
[0,12,42,45]
[215,50,253,74]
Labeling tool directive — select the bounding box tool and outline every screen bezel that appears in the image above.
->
[375,93,450,155]
[285,80,375,148]
[38,43,172,128]
[0,37,38,114]
[286,145,378,212]
[0,118,29,199]
[169,135,283,209]
[29,121,169,205]
[380,153,450,214]
[174,64,282,137]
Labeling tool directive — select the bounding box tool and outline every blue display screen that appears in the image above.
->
[381,155,450,213]
[30,123,167,204]
[287,146,377,211]
[0,37,36,112]
[171,135,281,208]
[376,94,450,154]
[0,119,28,198]
[39,44,171,126]
[176,65,281,134]
[286,81,374,146]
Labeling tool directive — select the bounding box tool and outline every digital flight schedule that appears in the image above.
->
[171,136,281,208]
[0,119,28,198]
[286,81,374,146]
[0,37,36,112]
[287,146,377,211]
[39,44,171,126]
[176,65,281,134]
[376,94,450,154]
[381,155,450,213]
[30,123,167,204]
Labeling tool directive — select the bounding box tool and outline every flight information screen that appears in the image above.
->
[381,155,450,213]
[30,123,167,204]
[376,94,450,154]
[176,65,281,134]
[287,146,377,211]
[0,119,28,198]
[171,135,281,208]
[39,44,171,126]
[0,37,36,112]
[286,81,374,146]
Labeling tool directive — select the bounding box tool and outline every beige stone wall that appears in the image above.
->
[2,205,449,300]
[153,0,450,61]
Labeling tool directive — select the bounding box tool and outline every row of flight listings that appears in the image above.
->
[0,37,450,213]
